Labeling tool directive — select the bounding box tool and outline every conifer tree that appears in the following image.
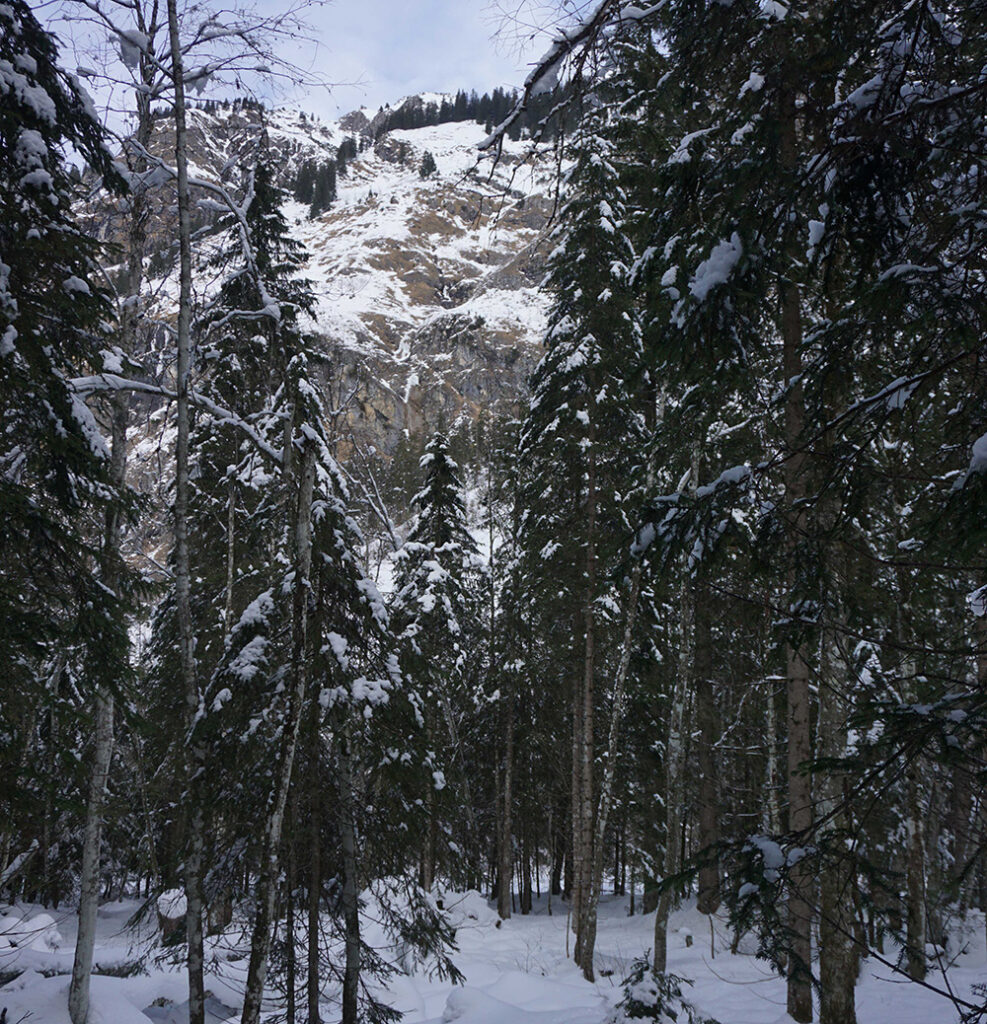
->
[0,0,131,893]
[518,95,647,980]
[419,149,437,179]
[309,160,336,217]
[391,431,483,888]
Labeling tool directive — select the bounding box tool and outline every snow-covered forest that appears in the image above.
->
[2,1,987,1023]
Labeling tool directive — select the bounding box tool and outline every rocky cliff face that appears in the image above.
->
[140,99,555,453]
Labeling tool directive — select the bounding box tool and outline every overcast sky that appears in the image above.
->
[47,0,567,130]
[296,1,552,117]
[294,1,552,119]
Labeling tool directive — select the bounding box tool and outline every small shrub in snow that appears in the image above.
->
[608,958,719,1024]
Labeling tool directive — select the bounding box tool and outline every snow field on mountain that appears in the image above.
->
[2,891,983,1024]
[286,119,552,362]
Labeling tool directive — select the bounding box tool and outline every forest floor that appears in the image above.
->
[1,888,984,1023]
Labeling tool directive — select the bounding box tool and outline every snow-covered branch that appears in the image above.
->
[71,372,283,464]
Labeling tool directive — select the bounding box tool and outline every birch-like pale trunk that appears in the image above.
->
[69,62,154,1020]
[68,690,114,1024]
[68,378,126,1024]
[240,441,315,1024]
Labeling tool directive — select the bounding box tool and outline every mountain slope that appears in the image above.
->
[145,100,556,450]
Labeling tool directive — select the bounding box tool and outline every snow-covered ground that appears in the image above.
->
[2,890,983,1023]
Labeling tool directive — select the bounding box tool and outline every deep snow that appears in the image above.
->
[2,888,984,1023]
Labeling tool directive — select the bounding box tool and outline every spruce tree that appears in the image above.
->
[391,431,483,888]
[0,0,131,869]
[518,94,648,979]
[419,149,438,179]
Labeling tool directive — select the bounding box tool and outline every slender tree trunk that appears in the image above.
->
[131,734,160,887]
[765,671,782,835]
[339,733,361,1024]
[905,756,927,980]
[575,437,597,981]
[224,482,236,635]
[569,610,583,928]
[164,6,206,1021]
[69,337,131,1024]
[951,762,973,913]
[286,811,296,1024]
[520,829,532,914]
[817,642,858,1024]
[888,480,926,985]
[694,569,720,917]
[307,726,322,1024]
[654,574,690,975]
[241,443,316,1024]
[815,366,857,1024]
[777,34,815,1019]
[498,675,514,919]
[904,714,927,982]
[68,58,157,1008]
[974,610,987,954]
[420,704,438,891]
[582,534,649,974]
[68,691,114,1024]
[551,800,565,898]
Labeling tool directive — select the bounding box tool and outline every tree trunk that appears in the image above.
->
[817,643,858,1024]
[68,691,114,1024]
[582,535,649,975]
[498,675,514,920]
[905,743,927,982]
[224,482,237,636]
[69,269,134,1024]
[653,573,690,975]
[421,707,437,892]
[569,610,583,930]
[286,812,296,1024]
[241,442,316,1024]
[776,29,815,1016]
[694,569,720,917]
[163,6,206,1021]
[765,671,782,835]
[814,366,858,1024]
[550,803,565,898]
[520,829,532,915]
[575,437,597,981]
[307,740,322,1024]
[339,733,361,1024]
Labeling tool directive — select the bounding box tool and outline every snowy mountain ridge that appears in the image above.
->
[148,99,557,450]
